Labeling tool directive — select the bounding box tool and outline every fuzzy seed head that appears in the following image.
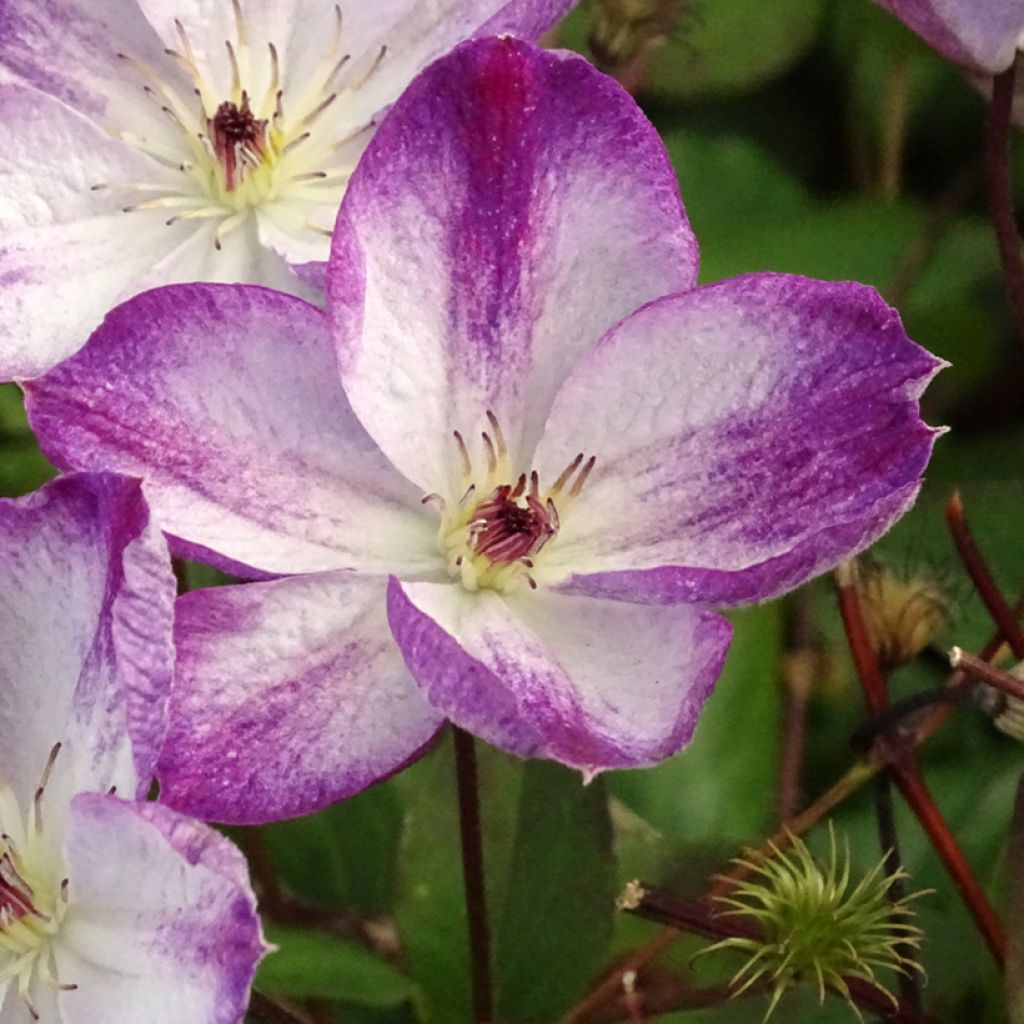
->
[706,826,927,1022]
[856,556,952,668]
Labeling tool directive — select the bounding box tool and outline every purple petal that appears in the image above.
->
[25,284,438,577]
[329,37,697,492]
[532,273,942,606]
[872,0,1024,72]
[388,578,732,772]
[0,473,174,802]
[56,793,265,1024]
[159,572,444,824]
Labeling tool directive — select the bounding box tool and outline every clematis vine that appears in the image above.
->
[0,0,572,379]
[0,473,265,1019]
[26,38,943,825]
[870,0,1024,73]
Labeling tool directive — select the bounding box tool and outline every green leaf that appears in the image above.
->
[260,782,403,916]
[495,761,617,1022]
[256,926,414,1006]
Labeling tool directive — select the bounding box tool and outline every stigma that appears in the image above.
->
[0,745,75,1019]
[424,412,595,594]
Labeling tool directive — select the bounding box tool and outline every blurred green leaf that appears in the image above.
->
[495,761,616,1022]
[256,927,414,1006]
[0,384,54,498]
[261,783,403,916]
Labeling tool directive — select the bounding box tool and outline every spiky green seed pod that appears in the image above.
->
[705,826,927,1022]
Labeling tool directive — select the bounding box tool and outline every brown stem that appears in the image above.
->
[946,493,1024,659]
[777,592,819,821]
[453,726,494,1024]
[950,647,1024,701]
[248,992,310,1024]
[621,888,936,1024]
[985,54,1024,355]
[837,562,1006,966]
[235,827,288,922]
[878,53,911,200]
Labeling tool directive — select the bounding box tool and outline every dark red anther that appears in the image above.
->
[472,491,556,565]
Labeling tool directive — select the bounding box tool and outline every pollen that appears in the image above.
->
[423,411,595,594]
[0,744,75,1019]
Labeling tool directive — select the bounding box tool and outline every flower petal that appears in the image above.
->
[532,273,942,606]
[159,572,444,824]
[872,0,1024,72]
[26,284,437,577]
[55,793,264,1024]
[329,37,697,493]
[0,0,177,125]
[388,579,732,772]
[0,473,174,805]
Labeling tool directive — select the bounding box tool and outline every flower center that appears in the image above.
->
[424,412,595,594]
[103,2,386,249]
[0,745,74,1017]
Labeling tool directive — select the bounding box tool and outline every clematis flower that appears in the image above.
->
[0,473,265,1019]
[0,0,572,379]
[26,39,942,825]
[869,0,1024,73]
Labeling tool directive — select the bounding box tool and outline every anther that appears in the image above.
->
[453,431,472,477]
[485,410,507,458]
[482,432,498,474]
[569,455,597,497]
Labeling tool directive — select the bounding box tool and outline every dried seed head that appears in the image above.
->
[587,0,687,70]
[704,825,927,1022]
[855,556,952,668]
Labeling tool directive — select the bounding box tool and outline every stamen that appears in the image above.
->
[281,132,311,155]
[298,92,338,130]
[485,410,507,458]
[550,453,584,496]
[33,744,60,834]
[225,40,242,103]
[482,432,498,475]
[569,456,597,497]
[453,432,472,477]
[230,0,246,47]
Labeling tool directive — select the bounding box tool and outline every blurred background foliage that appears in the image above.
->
[3,0,1024,1020]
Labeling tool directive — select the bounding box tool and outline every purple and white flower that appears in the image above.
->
[0,473,265,1020]
[26,39,943,825]
[870,0,1024,73]
[0,0,572,380]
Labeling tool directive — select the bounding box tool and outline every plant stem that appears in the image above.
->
[950,646,1024,700]
[777,591,818,821]
[249,992,310,1024]
[985,54,1024,356]
[946,493,1024,659]
[453,726,494,1024]
[836,562,1006,965]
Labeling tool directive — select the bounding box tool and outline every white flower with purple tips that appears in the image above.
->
[0,473,265,1021]
[0,0,573,379]
[26,38,943,825]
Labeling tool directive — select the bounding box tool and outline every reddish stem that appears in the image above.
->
[950,647,1024,701]
[985,54,1024,355]
[947,492,1024,659]
[836,564,1007,966]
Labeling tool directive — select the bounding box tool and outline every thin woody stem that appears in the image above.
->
[836,563,1006,965]
[946,493,1024,659]
[950,647,1024,701]
[985,54,1024,356]
[453,726,494,1024]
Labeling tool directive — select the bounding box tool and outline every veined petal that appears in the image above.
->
[26,284,438,578]
[0,474,174,805]
[329,37,697,493]
[55,793,265,1024]
[0,0,181,127]
[159,573,444,824]
[872,0,1024,72]
[534,273,942,606]
[388,579,732,772]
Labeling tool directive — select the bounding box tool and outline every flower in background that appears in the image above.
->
[870,1,1024,73]
[27,38,942,825]
[0,0,573,379]
[0,473,265,1020]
